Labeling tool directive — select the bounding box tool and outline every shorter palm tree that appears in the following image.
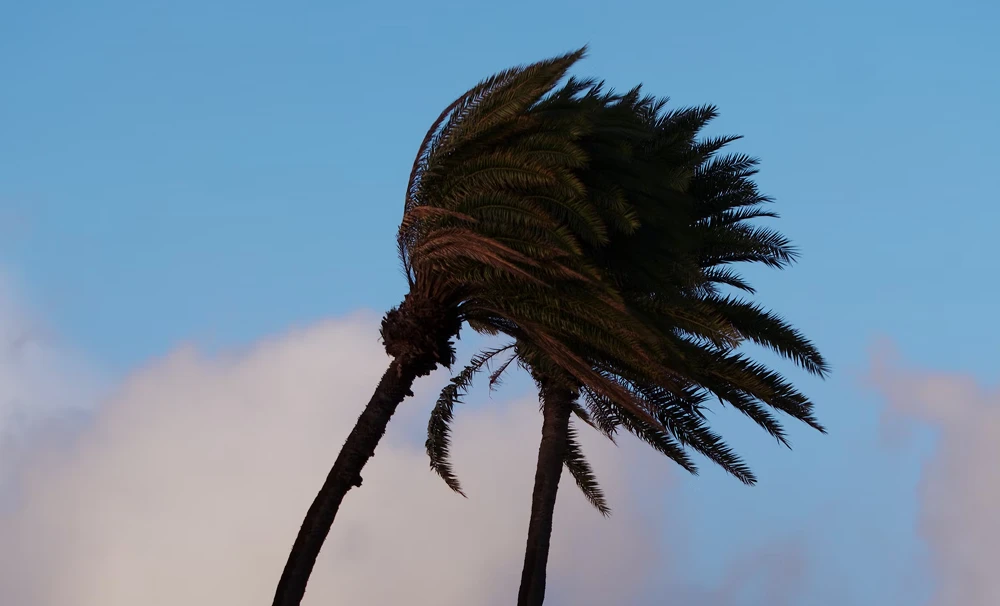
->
[425,84,827,606]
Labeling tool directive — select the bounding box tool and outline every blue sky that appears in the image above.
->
[1,0,998,603]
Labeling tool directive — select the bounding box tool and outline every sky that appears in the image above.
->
[0,0,998,604]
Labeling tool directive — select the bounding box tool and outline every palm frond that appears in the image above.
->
[563,420,611,516]
[426,345,514,495]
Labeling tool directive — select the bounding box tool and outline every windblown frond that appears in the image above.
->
[414,50,827,519]
[563,421,611,516]
[400,47,620,299]
[696,295,829,376]
[426,345,514,495]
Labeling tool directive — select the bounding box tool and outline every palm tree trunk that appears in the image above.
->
[271,357,422,606]
[517,384,574,606]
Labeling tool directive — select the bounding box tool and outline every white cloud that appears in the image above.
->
[0,310,663,605]
[871,345,1000,606]
[8,275,973,605]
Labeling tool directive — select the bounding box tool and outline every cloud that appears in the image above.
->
[0,272,866,605]
[0,273,103,487]
[0,309,666,605]
[660,536,812,606]
[871,344,1000,606]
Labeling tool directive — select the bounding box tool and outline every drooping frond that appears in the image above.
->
[569,400,603,435]
[582,388,699,475]
[563,420,611,516]
[697,295,829,377]
[700,267,755,294]
[488,351,517,392]
[516,325,670,436]
[634,383,756,484]
[426,345,514,495]
[413,50,828,512]
[673,341,825,434]
[515,82,828,485]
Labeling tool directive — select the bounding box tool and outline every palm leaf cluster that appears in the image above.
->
[388,49,641,372]
[426,76,828,509]
[392,49,689,430]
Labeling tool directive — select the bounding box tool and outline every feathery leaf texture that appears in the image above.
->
[426,345,513,495]
[563,420,611,516]
[422,59,828,512]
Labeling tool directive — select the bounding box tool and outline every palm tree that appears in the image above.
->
[426,84,828,606]
[271,49,679,606]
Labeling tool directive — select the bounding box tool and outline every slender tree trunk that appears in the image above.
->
[271,292,457,606]
[517,385,574,606]
[271,357,421,606]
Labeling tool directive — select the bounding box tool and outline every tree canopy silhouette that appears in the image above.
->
[272,48,697,606]
[426,79,827,606]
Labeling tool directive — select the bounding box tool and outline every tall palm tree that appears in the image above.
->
[426,83,828,605]
[272,49,680,606]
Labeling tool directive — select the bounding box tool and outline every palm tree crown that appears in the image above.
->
[425,77,828,606]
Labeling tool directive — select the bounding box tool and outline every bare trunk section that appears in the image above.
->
[271,357,420,606]
[271,293,458,606]
[517,385,574,606]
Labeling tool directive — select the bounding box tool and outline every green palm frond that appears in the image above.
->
[697,295,828,376]
[583,388,699,475]
[426,345,514,495]
[636,384,756,484]
[414,51,827,514]
[700,267,755,293]
[563,420,611,516]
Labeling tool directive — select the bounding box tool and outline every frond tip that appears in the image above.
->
[426,345,514,495]
[564,420,611,516]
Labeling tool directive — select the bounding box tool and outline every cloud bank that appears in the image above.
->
[4,269,995,605]
[0,308,665,605]
[872,346,1000,606]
